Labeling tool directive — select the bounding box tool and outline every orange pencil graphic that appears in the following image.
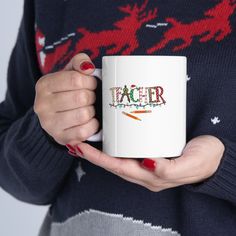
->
[130,110,152,114]
[122,111,141,121]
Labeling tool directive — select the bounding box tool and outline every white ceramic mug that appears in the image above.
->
[88,56,187,158]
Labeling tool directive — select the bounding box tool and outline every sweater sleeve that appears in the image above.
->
[185,137,236,206]
[0,0,74,205]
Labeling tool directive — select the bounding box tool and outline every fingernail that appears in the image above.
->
[80,61,95,71]
[68,151,79,158]
[76,146,84,157]
[66,144,76,153]
[141,159,156,172]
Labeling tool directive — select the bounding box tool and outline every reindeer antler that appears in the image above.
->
[138,0,149,13]
[118,4,133,14]
[119,0,149,14]
[139,8,158,24]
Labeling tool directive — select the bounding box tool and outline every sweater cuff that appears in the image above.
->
[185,138,236,205]
[10,108,74,174]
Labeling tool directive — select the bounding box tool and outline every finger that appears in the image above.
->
[55,106,95,130]
[140,158,204,185]
[75,143,160,183]
[153,155,201,180]
[63,118,99,144]
[64,53,95,75]
[52,89,96,112]
[42,71,97,93]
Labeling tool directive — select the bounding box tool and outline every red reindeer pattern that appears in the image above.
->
[63,0,157,62]
[36,0,235,74]
[36,0,157,74]
[147,0,236,53]
[35,29,72,74]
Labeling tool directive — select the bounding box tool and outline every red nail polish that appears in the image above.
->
[141,159,156,171]
[76,146,84,157]
[68,151,79,158]
[80,61,95,71]
[66,144,76,153]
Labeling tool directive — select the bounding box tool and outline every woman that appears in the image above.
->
[0,0,236,235]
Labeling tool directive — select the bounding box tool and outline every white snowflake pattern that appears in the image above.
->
[75,162,86,182]
[38,37,45,46]
[39,51,46,66]
[211,117,221,125]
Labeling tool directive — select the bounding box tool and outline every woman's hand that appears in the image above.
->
[34,53,99,149]
[75,135,225,191]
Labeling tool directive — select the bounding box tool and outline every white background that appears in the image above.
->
[0,2,48,236]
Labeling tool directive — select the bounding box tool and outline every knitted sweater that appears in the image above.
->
[0,0,236,235]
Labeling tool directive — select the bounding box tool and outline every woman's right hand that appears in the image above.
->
[34,53,99,146]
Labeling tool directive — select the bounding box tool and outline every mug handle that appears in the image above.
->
[86,68,103,142]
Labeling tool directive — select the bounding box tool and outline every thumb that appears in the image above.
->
[140,158,172,176]
[64,53,95,75]
[141,156,191,180]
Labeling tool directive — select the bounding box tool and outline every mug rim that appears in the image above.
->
[102,55,187,59]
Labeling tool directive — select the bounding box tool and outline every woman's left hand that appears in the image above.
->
[74,135,225,192]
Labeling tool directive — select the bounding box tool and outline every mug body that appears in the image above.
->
[102,56,187,158]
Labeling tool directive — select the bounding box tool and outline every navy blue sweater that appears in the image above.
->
[1,0,236,235]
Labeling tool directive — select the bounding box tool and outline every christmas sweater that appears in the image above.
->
[0,0,236,235]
